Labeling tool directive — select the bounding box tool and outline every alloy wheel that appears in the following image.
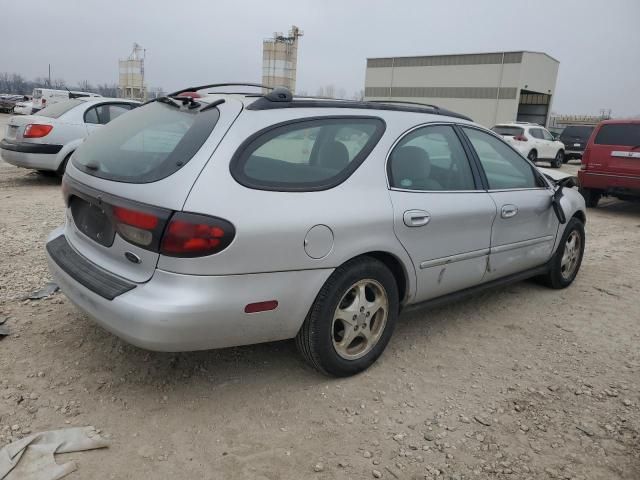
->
[331,279,389,360]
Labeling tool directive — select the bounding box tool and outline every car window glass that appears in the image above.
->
[463,127,539,190]
[37,99,83,119]
[542,129,554,141]
[84,107,99,124]
[529,128,542,139]
[233,118,384,191]
[389,125,476,191]
[108,104,131,122]
[594,124,640,146]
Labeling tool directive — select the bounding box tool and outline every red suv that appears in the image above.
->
[578,119,640,207]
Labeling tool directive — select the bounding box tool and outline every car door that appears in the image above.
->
[387,124,496,303]
[85,103,133,135]
[528,128,546,158]
[460,126,559,280]
[541,128,557,157]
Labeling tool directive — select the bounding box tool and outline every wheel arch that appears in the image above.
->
[572,209,586,225]
[345,251,410,305]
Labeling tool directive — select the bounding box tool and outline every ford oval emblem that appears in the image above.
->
[125,252,141,264]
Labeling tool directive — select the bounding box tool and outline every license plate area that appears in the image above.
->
[70,197,116,247]
[7,125,18,139]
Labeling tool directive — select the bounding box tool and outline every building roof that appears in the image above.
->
[367,50,559,65]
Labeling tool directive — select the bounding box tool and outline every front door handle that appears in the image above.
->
[403,210,431,227]
[501,204,518,219]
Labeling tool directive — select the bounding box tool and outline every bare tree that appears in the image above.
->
[352,89,365,101]
[324,85,336,98]
[316,86,325,97]
[337,88,346,99]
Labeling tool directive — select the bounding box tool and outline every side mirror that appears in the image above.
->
[551,184,567,224]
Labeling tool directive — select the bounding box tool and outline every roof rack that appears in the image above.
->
[247,90,472,121]
[368,99,441,110]
[168,83,273,97]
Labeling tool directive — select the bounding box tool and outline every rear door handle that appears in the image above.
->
[403,210,431,227]
[501,204,518,219]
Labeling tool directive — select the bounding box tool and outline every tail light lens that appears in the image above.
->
[581,147,591,170]
[113,205,160,247]
[24,124,53,138]
[160,212,235,257]
[514,134,528,142]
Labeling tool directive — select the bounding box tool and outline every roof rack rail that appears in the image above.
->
[168,83,273,97]
[368,99,441,110]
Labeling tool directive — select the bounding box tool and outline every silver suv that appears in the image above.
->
[46,84,586,376]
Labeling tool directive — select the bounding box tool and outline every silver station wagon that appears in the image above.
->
[46,83,586,376]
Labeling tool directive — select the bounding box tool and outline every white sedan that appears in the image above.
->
[0,97,140,175]
[13,100,34,115]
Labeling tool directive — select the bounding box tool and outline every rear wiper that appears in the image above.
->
[199,98,225,113]
[156,96,186,109]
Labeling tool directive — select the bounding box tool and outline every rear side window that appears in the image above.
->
[491,126,523,137]
[72,101,220,183]
[84,103,133,125]
[231,117,385,191]
[594,124,640,146]
[388,125,477,191]
[37,99,83,119]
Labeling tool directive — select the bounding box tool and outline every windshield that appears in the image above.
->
[72,101,220,183]
[560,126,594,140]
[492,126,524,137]
[37,99,84,118]
[33,89,42,99]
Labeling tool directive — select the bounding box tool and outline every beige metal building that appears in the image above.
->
[365,51,559,127]
[118,43,147,102]
[262,26,303,92]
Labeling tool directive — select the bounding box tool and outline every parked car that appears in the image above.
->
[559,125,595,162]
[492,122,565,168]
[13,98,33,115]
[0,94,24,113]
[45,84,586,377]
[31,88,101,113]
[578,119,640,207]
[0,97,140,175]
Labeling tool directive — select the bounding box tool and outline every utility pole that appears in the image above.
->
[48,64,51,87]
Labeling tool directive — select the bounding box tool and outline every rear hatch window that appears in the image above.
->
[72,100,220,183]
[37,99,83,118]
[594,124,640,146]
[560,126,594,142]
[491,126,523,137]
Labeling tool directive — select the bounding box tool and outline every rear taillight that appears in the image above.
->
[514,134,528,142]
[113,205,160,247]
[24,124,53,138]
[160,212,235,257]
[581,147,591,170]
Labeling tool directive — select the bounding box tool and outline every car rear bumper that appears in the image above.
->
[578,170,640,192]
[0,139,63,171]
[46,229,333,352]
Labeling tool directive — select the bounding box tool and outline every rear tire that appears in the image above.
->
[551,150,564,168]
[580,187,600,208]
[527,150,537,163]
[540,217,585,289]
[295,257,399,377]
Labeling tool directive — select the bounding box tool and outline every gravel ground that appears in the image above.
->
[0,112,639,479]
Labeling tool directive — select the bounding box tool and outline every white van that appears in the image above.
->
[32,88,101,113]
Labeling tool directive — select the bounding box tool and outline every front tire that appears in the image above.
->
[295,257,399,377]
[552,150,564,168]
[540,217,585,289]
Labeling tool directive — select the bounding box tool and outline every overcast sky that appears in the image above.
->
[3,0,639,116]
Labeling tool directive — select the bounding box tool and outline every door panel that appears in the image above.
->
[387,124,496,302]
[484,189,558,279]
[461,126,559,280]
[390,191,495,302]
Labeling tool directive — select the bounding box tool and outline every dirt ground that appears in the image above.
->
[0,112,638,480]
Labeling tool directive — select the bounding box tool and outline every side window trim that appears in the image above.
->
[386,122,482,193]
[83,102,130,124]
[229,116,386,192]
[458,125,549,191]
